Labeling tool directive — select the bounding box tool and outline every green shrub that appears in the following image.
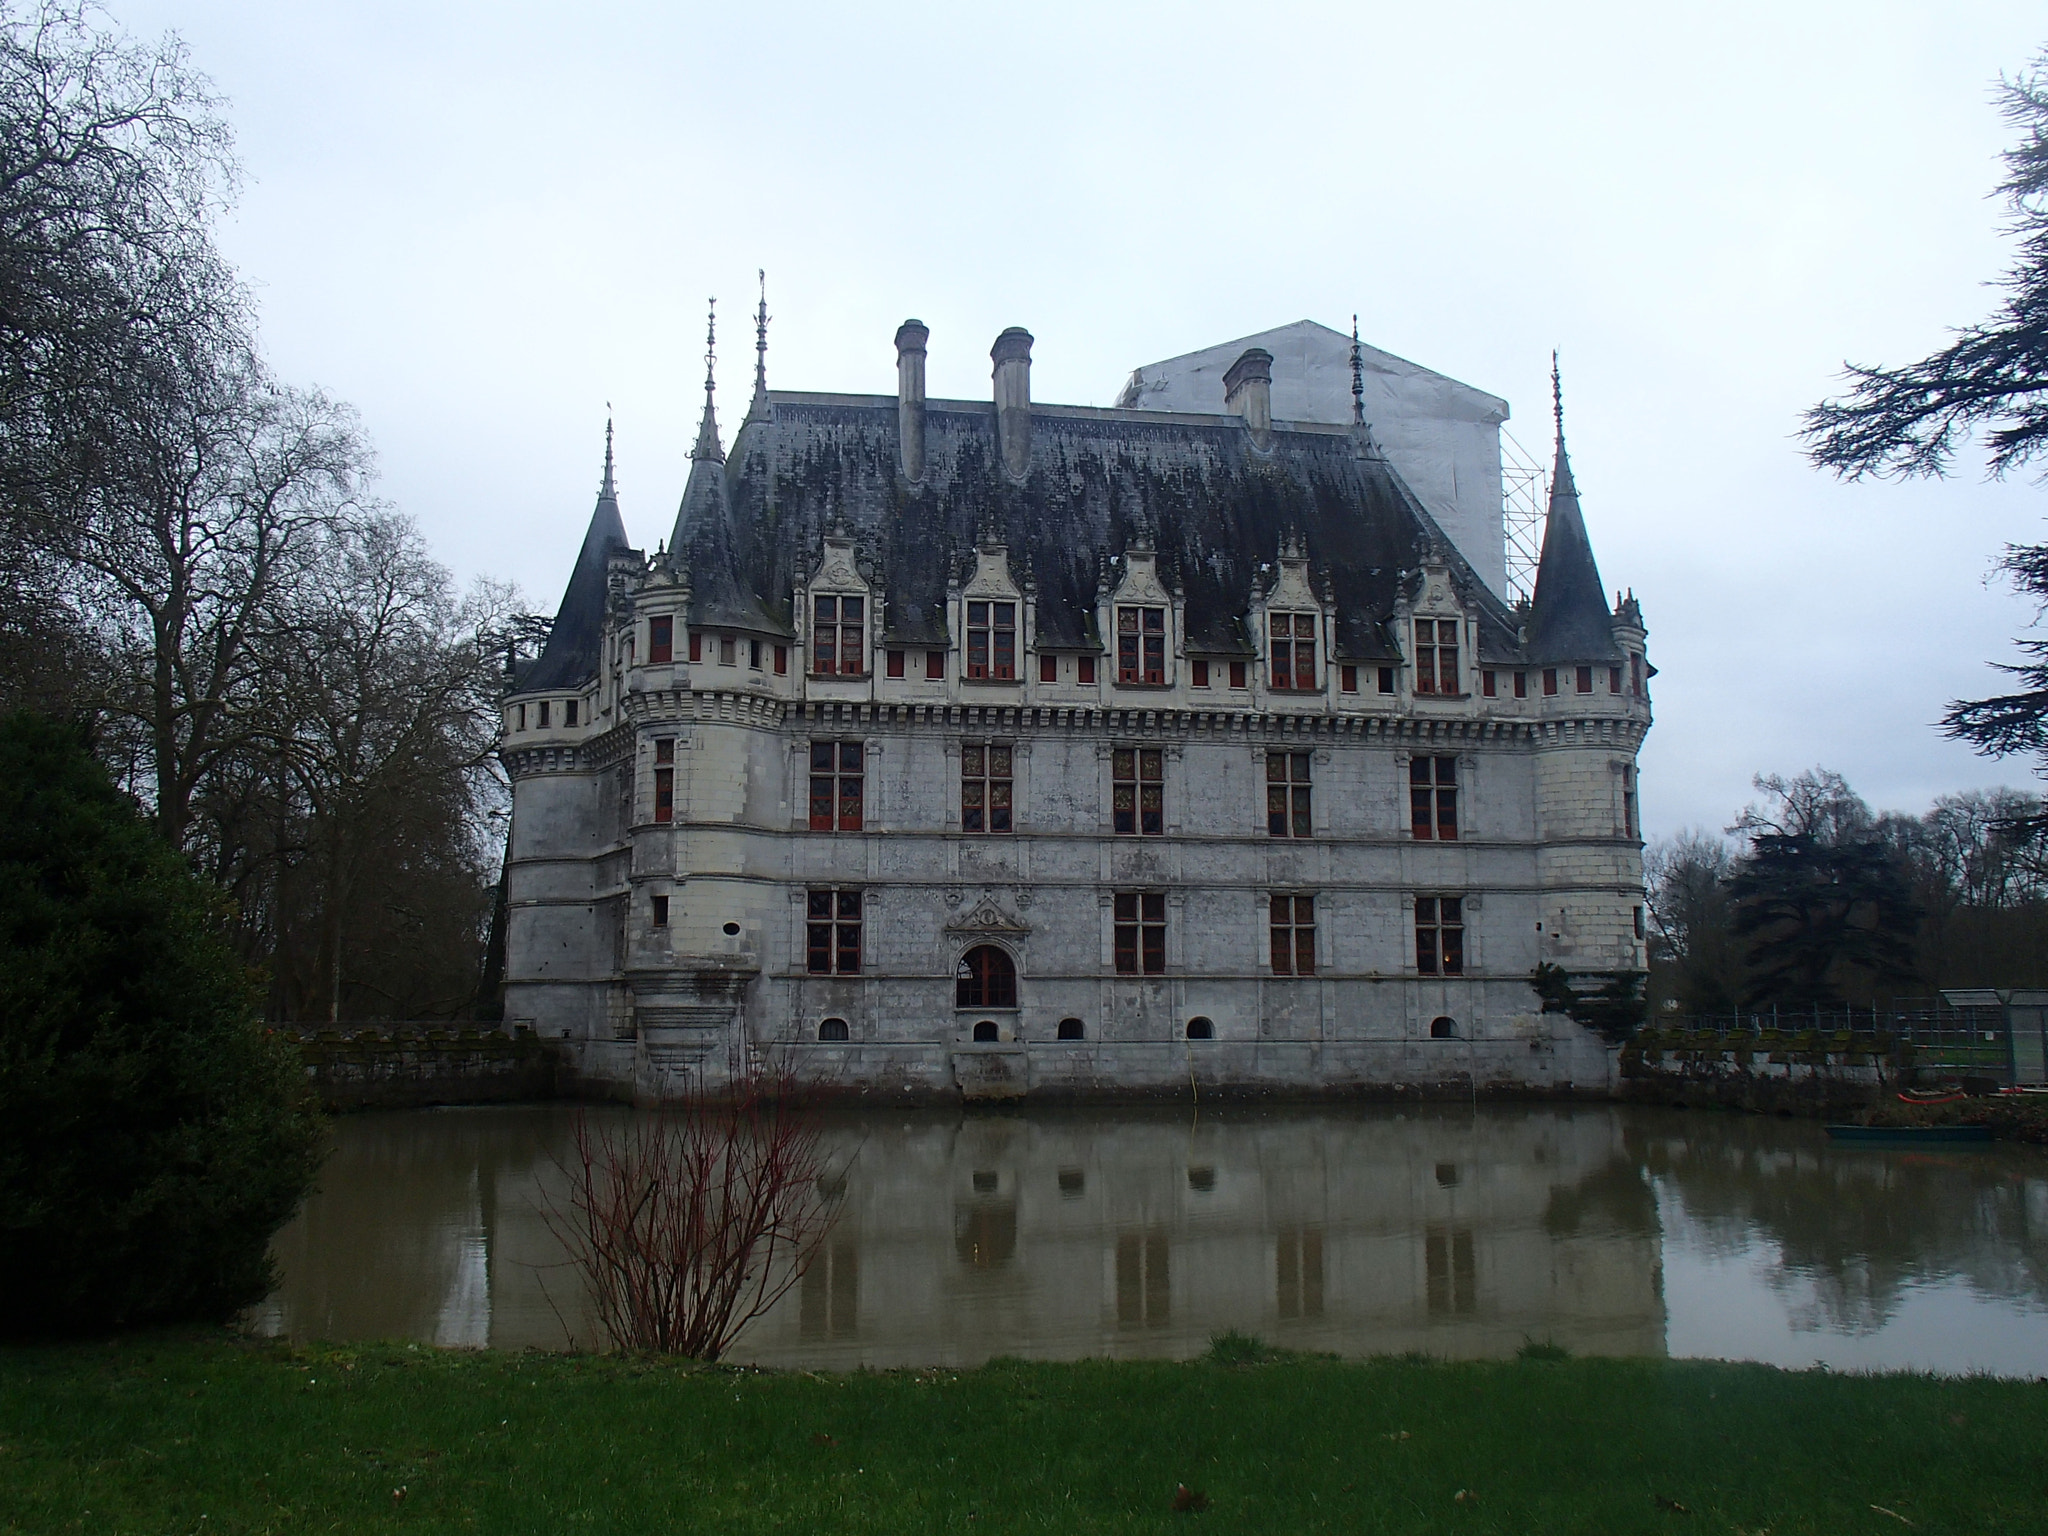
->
[0,713,323,1335]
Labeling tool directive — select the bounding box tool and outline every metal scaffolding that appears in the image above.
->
[1500,428,1547,606]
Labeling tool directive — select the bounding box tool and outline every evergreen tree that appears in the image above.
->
[1802,50,2048,823]
[0,712,322,1334]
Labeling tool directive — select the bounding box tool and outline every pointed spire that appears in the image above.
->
[1526,350,1617,662]
[523,429,631,693]
[1349,315,1366,427]
[691,297,724,464]
[751,269,770,415]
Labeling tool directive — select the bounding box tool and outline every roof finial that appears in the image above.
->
[752,270,770,411]
[600,402,616,498]
[1349,314,1365,427]
[691,298,724,463]
[1551,348,1564,444]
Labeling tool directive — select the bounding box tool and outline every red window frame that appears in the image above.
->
[965,601,1016,680]
[1410,755,1458,841]
[1191,659,1209,687]
[1039,654,1057,683]
[1079,654,1097,685]
[806,889,862,974]
[1270,893,1316,976]
[649,615,673,664]
[1266,751,1312,838]
[1543,668,1558,696]
[1113,891,1166,975]
[926,650,945,681]
[688,631,702,663]
[961,743,1013,834]
[1270,613,1317,690]
[1576,665,1594,694]
[886,650,905,678]
[1415,896,1464,976]
[1112,747,1163,836]
[1341,664,1358,694]
[1116,606,1166,685]
[956,945,1017,1007]
[774,644,788,675]
[1413,618,1459,695]
[808,740,864,832]
[811,594,866,676]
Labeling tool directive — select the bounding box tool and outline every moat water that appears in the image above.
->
[249,1104,2048,1375]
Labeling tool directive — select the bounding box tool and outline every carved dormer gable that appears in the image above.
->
[961,542,1022,682]
[801,530,873,679]
[1254,538,1327,694]
[944,899,1031,936]
[1102,545,1176,687]
[1405,555,1469,698]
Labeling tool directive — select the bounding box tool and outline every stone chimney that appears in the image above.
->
[991,327,1034,481]
[895,319,929,482]
[1223,347,1274,450]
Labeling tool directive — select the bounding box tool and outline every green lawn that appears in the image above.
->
[3,1333,2043,1534]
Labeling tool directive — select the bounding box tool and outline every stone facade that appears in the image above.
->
[500,314,1651,1101]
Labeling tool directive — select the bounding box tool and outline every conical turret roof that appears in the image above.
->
[1525,404,1619,663]
[523,428,629,691]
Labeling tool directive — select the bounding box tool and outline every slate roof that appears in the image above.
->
[1524,436,1622,663]
[673,392,1552,664]
[521,463,628,692]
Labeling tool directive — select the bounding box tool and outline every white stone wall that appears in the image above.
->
[500,572,1651,1100]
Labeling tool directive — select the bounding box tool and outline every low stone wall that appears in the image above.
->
[558,1029,1622,1105]
[1619,1031,1893,1117]
[293,1025,561,1111]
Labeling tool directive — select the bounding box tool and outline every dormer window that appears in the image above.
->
[1269,613,1318,690]
[1413,619,1459,695]
[1116,606,1165,685]
[966,601,1016,680]
[811,595,865,676]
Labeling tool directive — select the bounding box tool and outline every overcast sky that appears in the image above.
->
[119,0,2048,838]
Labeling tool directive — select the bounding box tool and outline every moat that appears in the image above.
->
[250,1104,2048,1376]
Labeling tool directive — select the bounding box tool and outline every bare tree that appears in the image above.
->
[546,1079,837,1359]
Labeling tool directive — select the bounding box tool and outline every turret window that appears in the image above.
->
[1040,654,1058,683]
[649,615,673,664]
[719,635,735,665]
[1269,613,1318,690]
[966,601,1016,680]
[1113,748,1164,836]
[1410,756,1458,841]
[806,889,862,974]
[1230,660,1248,689]
[808,741,864,832]
[1576,665,1593,694]
[1608,665,1622,694]
[1630,655,1643,696]
[1080,654,1098,685]
[1622,766,1638,840]
[1117,606,1166,685]
[1415,896,1464,976]
[653,738,675,824]
[812,595,866,676]
[1414,619,1459,694]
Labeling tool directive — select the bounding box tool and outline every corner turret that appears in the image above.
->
[520,420,630,692]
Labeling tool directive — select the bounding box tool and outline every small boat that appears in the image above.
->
[1824,1123,1995,1144]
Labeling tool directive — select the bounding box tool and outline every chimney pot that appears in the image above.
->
[991,327,1033,481]
[1223,347,1275,449]
[895,320,929,481]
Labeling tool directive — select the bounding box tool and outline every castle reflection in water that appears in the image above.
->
[254,1105,2048,1372]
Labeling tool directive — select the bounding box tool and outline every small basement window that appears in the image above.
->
[1185,1016,1215,1040]
[1057,1017,1085,1040]
[818,1017,850,1042]
[1430,1016,1457,1039]
[972,1020,1000,1043]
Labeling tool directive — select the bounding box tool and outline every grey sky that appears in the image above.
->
[122,0,2048,837]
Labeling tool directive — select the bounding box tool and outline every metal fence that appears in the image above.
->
[1647,995,2046,1085]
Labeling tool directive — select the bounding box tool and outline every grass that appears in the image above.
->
[3,1332,2046,1534]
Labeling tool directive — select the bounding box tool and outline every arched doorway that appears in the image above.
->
[956,945,1017,1009]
